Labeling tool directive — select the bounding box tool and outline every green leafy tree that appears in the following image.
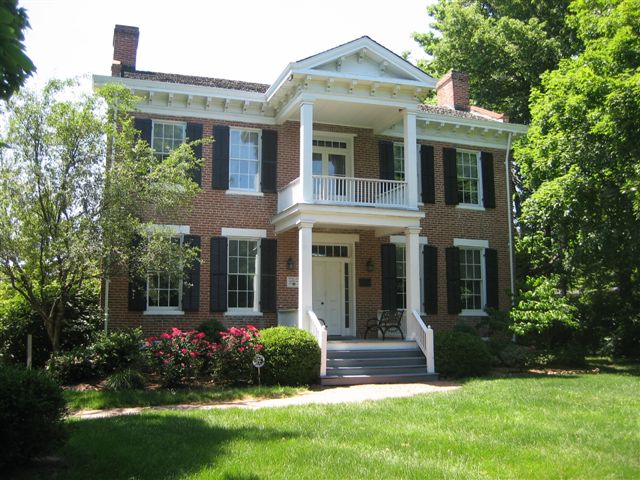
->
[0,1,35,99]
[0,80,202,351]
[413,0,581,122]
[515,0,640,355]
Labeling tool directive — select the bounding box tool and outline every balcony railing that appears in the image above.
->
[277,175,411,212]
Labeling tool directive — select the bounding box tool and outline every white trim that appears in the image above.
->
[312,233,360,244]
[225,190,264,197]
[389,235,428,245]
[390,235,428,315]
[149,224,190,235]
[224,310,264,317]
[459,310,489,317]
[221,227,267,239]
[228,127,262,193]
[144,309,184,316]
[454,238,489,248]
[313,131,357,140]
[456,204,486,212]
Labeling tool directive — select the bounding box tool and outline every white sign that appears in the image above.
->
[287,277,299,288]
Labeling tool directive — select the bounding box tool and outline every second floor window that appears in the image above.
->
[456,150,481,205]
[393,143,405,181]
[229,129,260,191]
[152,122,186,160]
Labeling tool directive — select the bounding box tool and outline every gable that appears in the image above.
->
[313,51,417,82]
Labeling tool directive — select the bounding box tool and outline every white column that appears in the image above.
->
[300,101,314,203]
[403,110,418,207]
[405,227,421,339]
[298,220,314,330]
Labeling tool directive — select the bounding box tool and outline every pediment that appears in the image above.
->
[293,36,436,88]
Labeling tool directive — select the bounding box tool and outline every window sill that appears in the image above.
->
[225,190,264,197]
[456,204,485,212]
[459,310,488,317]
[224,310,263,317]
[144,309,185,316]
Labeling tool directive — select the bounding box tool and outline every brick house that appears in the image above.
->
[94,25,527,383]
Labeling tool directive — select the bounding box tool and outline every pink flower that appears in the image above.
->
[229,327,242,336]
[192,339,199,344]
[148,336,157,342]
[255,344,263,351]
[238,347,245,353]
[161,332,171,340]
[246,325,258,332]
[196,332,206,339]
[181,348,188,354]
[171,327,182,336]
[190,351,198,358]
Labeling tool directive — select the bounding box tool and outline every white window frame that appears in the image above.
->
[144,224,191,316]
[394,142,423,203]
[390,235,428,314]
[455,149,485,211]
[454,238,489,316]
[312,132,355,178]
[224,228,265,317]
[228,127,262,193]
[151,120,186,160]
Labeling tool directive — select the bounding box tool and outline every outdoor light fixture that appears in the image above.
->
[286,256,294,271]
[366,258,374,272]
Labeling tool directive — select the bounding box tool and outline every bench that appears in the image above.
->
[363,309,404,340]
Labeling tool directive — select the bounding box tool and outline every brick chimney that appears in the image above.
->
[111,25,139,77]
[436,70,470,111]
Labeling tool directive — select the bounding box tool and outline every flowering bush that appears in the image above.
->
[213,325,263,385]
[146,327,216,386]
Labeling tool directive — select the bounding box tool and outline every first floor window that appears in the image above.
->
[459,248,483,310]
[456,150,480,205]
[395,244,407,309]
[229,129,260,191]
[228,239,259,310]
[147,272,181,309]
[152,121,186,160]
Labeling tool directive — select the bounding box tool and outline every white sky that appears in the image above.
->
[20,0,434,90]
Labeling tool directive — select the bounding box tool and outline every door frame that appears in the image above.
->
[311,233,358,337]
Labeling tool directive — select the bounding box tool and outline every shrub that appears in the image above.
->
[434,331,492,378]
[104,368,146,391]
[146,328,216,387]
[197,318,226,344]
[260,327,320,386]
[498,343,535,368]
[212,325,263,385]
[46,328,146,384]
[452,323,478,336]
[0,366,66,470]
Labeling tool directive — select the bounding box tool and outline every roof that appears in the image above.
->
[122,70,270,93]
[418,104,507,123]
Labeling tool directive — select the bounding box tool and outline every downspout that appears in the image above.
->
[504,132,516,303]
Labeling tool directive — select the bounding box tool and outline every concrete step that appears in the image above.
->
[327,356,426,367]
[321,372,439,386]
[326,365,428,376]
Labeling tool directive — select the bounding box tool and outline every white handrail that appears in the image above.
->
[308,309,328,377]
[410,309,435,374]
[312,175,409,208]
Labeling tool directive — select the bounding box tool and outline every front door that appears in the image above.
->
[312,258,344,336]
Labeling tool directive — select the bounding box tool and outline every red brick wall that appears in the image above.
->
[112,25,139,75]
[436,71,470,111]
[106,114,513,337]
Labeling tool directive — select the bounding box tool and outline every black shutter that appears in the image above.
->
[210,237,228,312]
[443,147,458,205]
[261,130,277,193]
[212,125,230,190]
[260,239,277,312]
[381,243,397,310]
[186,123,203,186]
[423,245,438,314]
[421,145,435,204]
[485,248,499,309]
[481,152,495,208]
[182,235,201,312]
[379,140,394,180]
[446,247,461,314]
[128,235,146,311]
[133,118,152,145]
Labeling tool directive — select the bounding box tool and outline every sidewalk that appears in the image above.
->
[72,381,461,420]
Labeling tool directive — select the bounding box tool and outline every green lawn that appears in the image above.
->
[64,385,306,412]
[51,372,639,479]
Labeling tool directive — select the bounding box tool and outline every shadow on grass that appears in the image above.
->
[57,413,300,480]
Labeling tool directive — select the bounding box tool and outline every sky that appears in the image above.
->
[20,0,434,91]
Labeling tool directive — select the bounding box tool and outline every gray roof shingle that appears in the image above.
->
[123,70,270,93]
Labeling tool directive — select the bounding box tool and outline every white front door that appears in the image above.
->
[312,258,344,335]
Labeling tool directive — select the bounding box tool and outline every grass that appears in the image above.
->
[64,385,307,411]
[46,370,639,479]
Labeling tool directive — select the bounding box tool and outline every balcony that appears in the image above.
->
[277,175,410,213]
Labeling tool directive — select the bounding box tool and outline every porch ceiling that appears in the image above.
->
[284,98,403,132]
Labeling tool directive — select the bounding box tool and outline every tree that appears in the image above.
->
[0,80,202,351]
[514,0,640,356]
[413,0,581,122]
[0,1,36,100]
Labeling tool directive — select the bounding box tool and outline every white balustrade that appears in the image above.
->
[308,309,327,377]
[409,309,435,374]
[313,175,409,208]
